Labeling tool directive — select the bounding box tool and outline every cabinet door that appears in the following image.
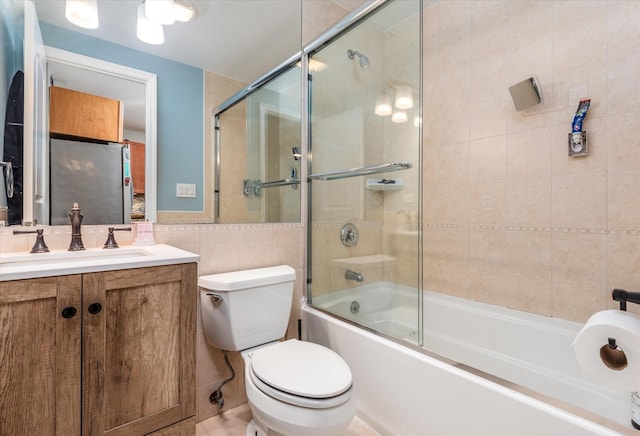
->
[82,264,196,436]
[128,141,146,195]
[49,86,124,142]
[0,275,82,436]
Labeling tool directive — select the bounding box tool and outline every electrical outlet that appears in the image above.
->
[176,183,196,198]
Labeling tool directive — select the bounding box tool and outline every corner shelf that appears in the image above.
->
[366,178,404,191]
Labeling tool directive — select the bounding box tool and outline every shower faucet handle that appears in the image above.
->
[340,223,358,247]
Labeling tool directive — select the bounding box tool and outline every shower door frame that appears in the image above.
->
[303,0,424,347]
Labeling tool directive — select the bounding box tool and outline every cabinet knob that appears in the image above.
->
[61,306,77,319]
[87,302,102,315]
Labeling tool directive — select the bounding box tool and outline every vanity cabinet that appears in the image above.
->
[0,263,197,436]
[49,86,124,143]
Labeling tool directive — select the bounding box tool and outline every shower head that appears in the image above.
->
[347,49,370,70]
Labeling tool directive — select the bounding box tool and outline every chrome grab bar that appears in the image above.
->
[309,161,411,181]
[243,178,301,197]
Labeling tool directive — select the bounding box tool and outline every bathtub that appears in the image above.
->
[305,283,633,435]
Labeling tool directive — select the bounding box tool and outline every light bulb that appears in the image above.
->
[137,2,165,44]
[173,0,196,22]
[145,0,175,25]
[65,0,99,29]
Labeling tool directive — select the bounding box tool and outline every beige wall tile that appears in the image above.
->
[469,136,506,182]
[607,112,640,172]
[507,177,551,227]
[423,227,469,298]
[507,230,552,283]
[607,234,640,294]
[469,180,507,225]
[506,278,552,317]
[608,170,640,229]
[552,282,607,323]
[468,229,508,305]
[608,0,640,60]
[551,172,606,228]
[551,232,606,287]
[507,128,551,180]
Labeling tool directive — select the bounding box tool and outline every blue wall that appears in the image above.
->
[40,22,204,212]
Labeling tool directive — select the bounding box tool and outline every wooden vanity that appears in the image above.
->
[0,245,198,435]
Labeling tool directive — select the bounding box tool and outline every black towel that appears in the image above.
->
[3,70,24,225]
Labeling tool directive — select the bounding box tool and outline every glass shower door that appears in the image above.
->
[307,0,422,345]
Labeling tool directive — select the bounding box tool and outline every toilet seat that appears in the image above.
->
[249,340,352,408]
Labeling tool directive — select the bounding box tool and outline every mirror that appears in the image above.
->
[0,0,303,226]
[216,63,301,223]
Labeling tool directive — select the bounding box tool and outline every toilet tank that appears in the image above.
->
[199,265,295,351]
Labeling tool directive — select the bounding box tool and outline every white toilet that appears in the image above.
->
[199,265,355,436]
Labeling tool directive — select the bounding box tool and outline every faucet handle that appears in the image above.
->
[12,228,50,253]
[103,227,132,249]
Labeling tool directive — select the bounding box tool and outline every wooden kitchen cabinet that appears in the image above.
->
[0,263,197,436]
[49,86,124,142]
[128,140,146,194]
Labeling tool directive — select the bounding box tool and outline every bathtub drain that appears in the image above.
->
[350,301,360,314]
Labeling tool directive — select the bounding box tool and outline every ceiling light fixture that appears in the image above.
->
[65,0,99,29]
[173,0,197,22]
[145,0,175,25]
[137,1,165,45]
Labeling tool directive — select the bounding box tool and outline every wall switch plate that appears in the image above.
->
[176,183,196,198]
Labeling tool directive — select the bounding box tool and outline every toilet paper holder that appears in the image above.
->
[612,288,640,311]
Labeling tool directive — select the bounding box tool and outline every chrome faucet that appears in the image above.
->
[68,202,85,251]
[345,269,364,283]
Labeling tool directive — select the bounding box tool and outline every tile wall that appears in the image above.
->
[422,0,640,322]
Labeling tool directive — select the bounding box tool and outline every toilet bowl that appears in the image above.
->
[242,339,355,436]
[199,266,355,436]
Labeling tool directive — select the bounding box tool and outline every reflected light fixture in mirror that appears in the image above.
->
[65,0,99,29]
[395,85,413,110]
[392,111,408,123]
[137,1,165,45]
[375,92,392,116]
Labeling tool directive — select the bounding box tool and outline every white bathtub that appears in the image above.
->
[305,283,633,435]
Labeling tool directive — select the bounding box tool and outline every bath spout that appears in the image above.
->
[345,269,364,283]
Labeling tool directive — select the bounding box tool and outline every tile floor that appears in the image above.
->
[196,403,380,436]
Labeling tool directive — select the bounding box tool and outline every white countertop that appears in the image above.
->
[0,244,199,281]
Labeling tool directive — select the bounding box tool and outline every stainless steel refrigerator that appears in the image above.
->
[50,138,132,225]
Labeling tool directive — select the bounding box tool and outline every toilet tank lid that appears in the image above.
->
[199,265,295,291]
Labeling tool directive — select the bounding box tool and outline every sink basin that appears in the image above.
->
[0,244,199,281]
[0,246,150,267]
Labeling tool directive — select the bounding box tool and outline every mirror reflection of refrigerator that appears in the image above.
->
[50,138,132,225]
